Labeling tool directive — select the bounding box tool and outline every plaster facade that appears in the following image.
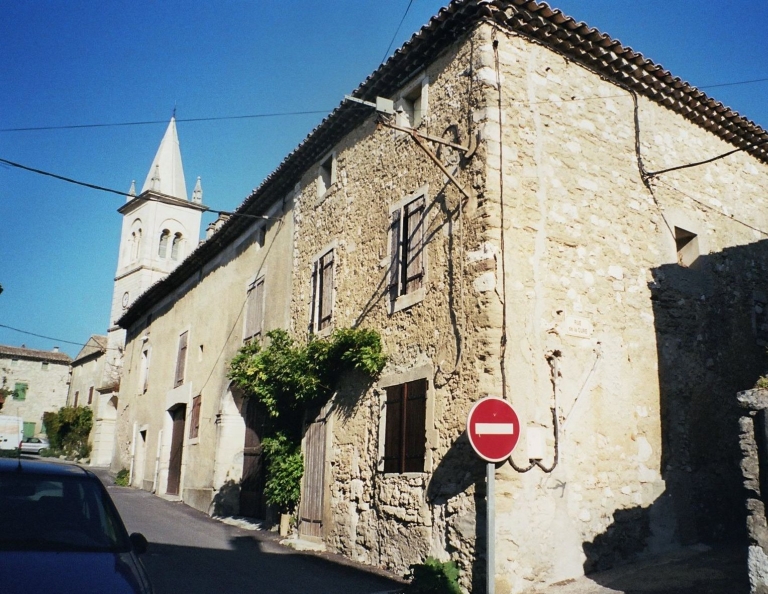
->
[114,202,294,513]
[0,345,71,436]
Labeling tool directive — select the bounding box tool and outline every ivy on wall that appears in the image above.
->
[228,327,386,512]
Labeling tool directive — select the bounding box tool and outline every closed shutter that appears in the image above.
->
[244,278,265,341]
[14,383,27,401]
[403,379,427,472]
[310,261,318,332]
[189,395,201,439]
[383,385,403,473]
[175,331,188,387]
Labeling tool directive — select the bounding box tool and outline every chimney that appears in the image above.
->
[53,346,60,353]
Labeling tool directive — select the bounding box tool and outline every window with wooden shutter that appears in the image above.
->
[311,249,334,333]
[402,196,425,295]
[189,395,201,439]
[382,378,427,473]
[174,331,188,388]
[389,209,401,303]
[244,277,265,342]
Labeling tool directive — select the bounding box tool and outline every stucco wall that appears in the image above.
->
[0,355,70,435]
[114,204,294,513]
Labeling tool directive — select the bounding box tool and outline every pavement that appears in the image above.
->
[89,464,748,594]
[532,544,748,594]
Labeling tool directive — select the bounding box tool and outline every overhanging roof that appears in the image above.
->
[118,0,768,328]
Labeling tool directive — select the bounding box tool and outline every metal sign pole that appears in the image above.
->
[487,462,495,594]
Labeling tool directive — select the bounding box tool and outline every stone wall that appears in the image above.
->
[739,389,768,594]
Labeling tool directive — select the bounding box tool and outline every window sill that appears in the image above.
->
[313,325,333,339]
[188,437,200,446]
[391,288,425,314]
[314,183,339,208]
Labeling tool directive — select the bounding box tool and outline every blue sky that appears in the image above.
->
[1,0,767,358]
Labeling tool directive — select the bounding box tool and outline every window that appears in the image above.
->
[88,386,94,405]
[171,233,182,260]
[10,358,18,367]
[244,277,265,342]
[158,230,170,258]
[675,226,699,267]
[174,331,188,388]
[73,391,79,407]
[129,220,143,263]
[389,192,426,308]
[41,361,49,371]
[189,395,201,439]
[13,383,27,401]
[396,77,428,128]
[317,153,336,199]
[383,379,427,473]
[311,249,335,333]
[140,347,150,393]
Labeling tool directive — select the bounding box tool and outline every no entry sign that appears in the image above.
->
[467,397,520,462]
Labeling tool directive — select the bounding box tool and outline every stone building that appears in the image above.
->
[112,1,768,592]
[0,344,71,436]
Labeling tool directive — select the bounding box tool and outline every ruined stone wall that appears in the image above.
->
[483,22,768,593]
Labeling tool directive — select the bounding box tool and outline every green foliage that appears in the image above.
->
[115,468,130,487]
[756,375,768,390]
[261,433,304,512]
[404,557,462,594]
[228,327,386,432]
[227,327,386,514]
[43,406,93,458]
[0,448,20,458]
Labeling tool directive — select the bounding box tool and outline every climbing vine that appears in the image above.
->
[228,327,386,511]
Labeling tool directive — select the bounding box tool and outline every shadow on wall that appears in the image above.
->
[580,239,768,578]
[426,432,488,593]
[209,479,241,517]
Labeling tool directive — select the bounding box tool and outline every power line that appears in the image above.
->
[0,157,279,221]
[1,75,766,135]
[0,323,94,348]
[381,0,414,65]
[0,110,331,133]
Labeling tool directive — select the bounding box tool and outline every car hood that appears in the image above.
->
[0,550,152,594]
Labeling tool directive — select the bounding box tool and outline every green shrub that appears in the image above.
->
[0,448,20,458]
[756,375,768,390]
[43,406,93,457]
[261,433,303,513]
[404,557,462,594]
[115,468,130,487]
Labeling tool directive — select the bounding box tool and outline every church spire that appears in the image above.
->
[140,116,188,201]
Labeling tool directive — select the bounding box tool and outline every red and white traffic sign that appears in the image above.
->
[467,397,520,462]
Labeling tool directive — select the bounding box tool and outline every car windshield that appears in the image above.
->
[0,472,132,552]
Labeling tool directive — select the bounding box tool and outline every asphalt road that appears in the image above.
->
[91,468,404,594]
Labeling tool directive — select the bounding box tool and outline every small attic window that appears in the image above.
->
[396,77,428,128]
[675,227,699,267]
[317,153,336,198]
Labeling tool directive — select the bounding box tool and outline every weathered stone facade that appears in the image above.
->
[0,344,71,435]
[111,2,768,592]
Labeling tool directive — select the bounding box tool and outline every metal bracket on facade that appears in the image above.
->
[378,119,476,201]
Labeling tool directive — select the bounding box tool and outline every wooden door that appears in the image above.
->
[240,399,266,518]
[299,407,328,540]
[166,404,186,496]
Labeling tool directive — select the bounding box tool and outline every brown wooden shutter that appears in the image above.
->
[310,260,318,332]
[175,331,188,387]
[383,385,403,473]
[245,278,265,341]
[319,250,334,330]
[403,379,427,472]
[404,196,425,295]
[189,395,201,439]
[389,209,402,302]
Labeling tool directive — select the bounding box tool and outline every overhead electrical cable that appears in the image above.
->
[0,323,108,349]
[0,157,277,221]
[381,0,414,65]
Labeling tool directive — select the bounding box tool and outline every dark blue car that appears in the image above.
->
[0,458,153,593]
